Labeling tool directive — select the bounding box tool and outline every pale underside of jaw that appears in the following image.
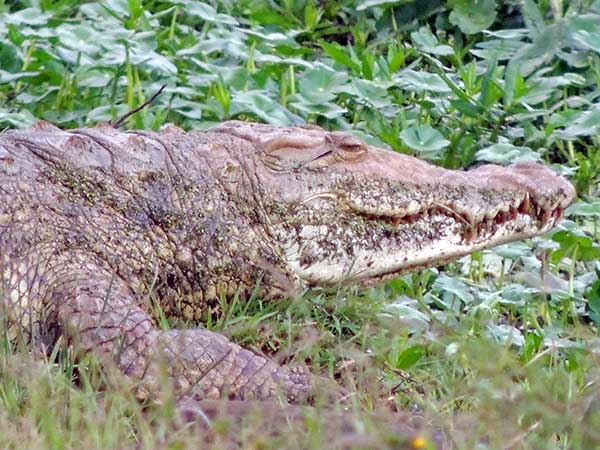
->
[282,201,564,287]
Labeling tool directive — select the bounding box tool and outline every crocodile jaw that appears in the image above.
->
[270,159,574,288]
[281,207,561,287]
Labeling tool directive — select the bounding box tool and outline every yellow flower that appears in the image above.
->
[411,436,428,449]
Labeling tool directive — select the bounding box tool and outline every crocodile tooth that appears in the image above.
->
[466,224,478,242]
[553,207,564,220]
[484,216,493,231]
[535,204,542,219]
[510,206,519,220]
[392,216,401,226]
[541,208,552,225]
[519,192,531,214]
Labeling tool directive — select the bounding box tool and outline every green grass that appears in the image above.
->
[1,0,600,448]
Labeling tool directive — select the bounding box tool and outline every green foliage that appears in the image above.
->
[400,124,450,158]
[0,0,599,449]
[448,0,497,34]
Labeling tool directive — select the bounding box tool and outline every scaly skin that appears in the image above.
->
[0,120,575,404]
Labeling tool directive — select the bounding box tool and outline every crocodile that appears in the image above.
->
[0,119,575,405]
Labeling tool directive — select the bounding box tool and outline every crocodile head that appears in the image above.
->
[214,121,576,288]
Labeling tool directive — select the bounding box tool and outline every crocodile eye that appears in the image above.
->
[325,132,367,161]
[258,130,368,172]
[259,134,323,171]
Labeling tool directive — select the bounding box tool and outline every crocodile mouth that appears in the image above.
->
[286,191,567,287]
[353,205,566,287]
[359,193,565,244]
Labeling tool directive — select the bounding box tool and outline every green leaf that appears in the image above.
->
[127,0,144,24]
[303,1,322,31]
[484,29,529,39]
[478,56,502,108]
[552,229,600,263]
[319,41,361,72]
[290,97,347,119]
[400,125,450,158]
[567,14,600,53]
[566,201,600,218]
[55,24,102,56]
[5,6,52,25]
[182,1,239,25]
[471,38,524,61]
[450,99,483,118]
[394,345,427,370]
[572,29,600,53]
[382,297,431,334]
[77,70,113,88]
[520,0,546,35]
[521,332,543,362]
[486,324,524,347]
[503,59,520,107]
[0,42,20,73]
[449,0,497,35]
[298,65,348,104]
[432,274,475,306]
[347,79,391,109]
[498,283,537,305]
[0,70,39,83]
[171,97,203,120]
[387,42,405,72]
[423,56,478,103]
[411,27,454,55]
[586,276,600,325]
[518,74,585,105]
[356,0,408,11]
[395,69,452,93]
[0,109,38,129]
[476,143,541,164]
[554,105,600,139]
[360,51,375,80]
[493,242,532,259]
[232,90,303,126]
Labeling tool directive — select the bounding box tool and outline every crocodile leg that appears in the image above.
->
[41,260,313,403]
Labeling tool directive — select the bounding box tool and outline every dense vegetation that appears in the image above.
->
[0,0,599,448]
